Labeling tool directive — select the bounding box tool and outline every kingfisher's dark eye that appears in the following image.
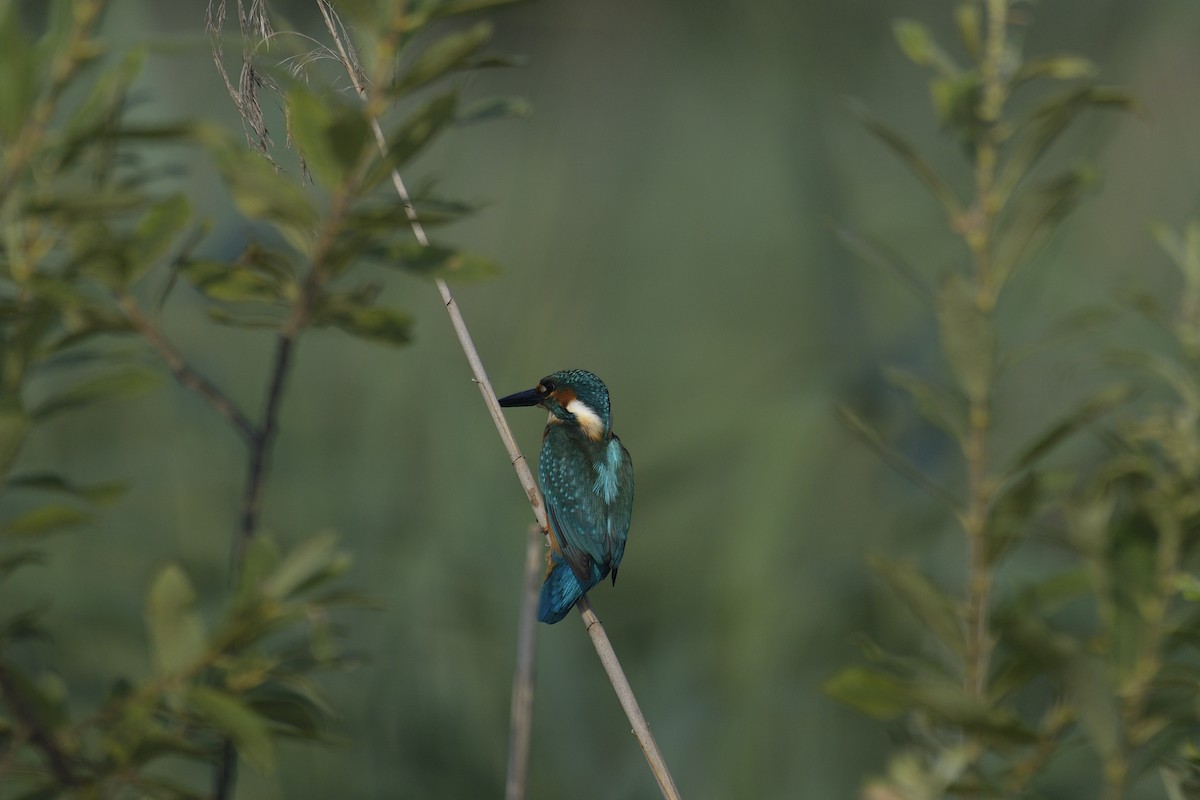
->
[539,380,556,394]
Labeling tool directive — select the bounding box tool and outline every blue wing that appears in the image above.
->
[538,426,634,588]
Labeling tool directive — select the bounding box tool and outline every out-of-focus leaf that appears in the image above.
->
[0,604,49,644]
[1066,656,1118,758]
[245,681,327,740]
[1008,384,1132,474]
[0,550,44,578]
[387,242,500,282]
[59,47,146,166]
[884,367,966,447]
[206,308,287,330]
[827,220,932,304]
[954,3,981,62]
[993,166,1097,286]
[1109,350,1200,410]
[1002,306,1117,369]
[127,194,192,285]
[234,535,281,611]
[206,134,317,253]
[0,3,37,141]
[822,666,909,719]
[849,100,963,218]
[893,19,957,75]
[456,96,533,125]
[31,369,163,420]
[1013,55,1098,87]
[987,472,1041,564]
[837,406,961,510]
[181,260,288,304]
[936,272,994,405]
[187,686,275,771]
[362,92,458,192]
[0,401,28,480]
[997,85,1136,204]
[261,533,345,600]
[394,22,492,96]
[1,505,92,538]
[145,565,207,677]
[287,86,369,187]
[322,305,413,346]
[0,664,66,731]
[869,555,965,656]
[432,0,527,17]
[6,473,127,507]
[930,72,982,138]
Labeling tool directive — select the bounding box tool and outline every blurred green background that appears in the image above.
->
[10,0,1200,797]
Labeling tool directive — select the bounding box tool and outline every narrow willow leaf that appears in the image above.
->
[127,194,192,285]
[836,406,961,511]
[936,273,994,405]
[389,242,500,282]
[1001,306,1117,370]
[207,136,317,251]
[1109,350,1200,410]
[181,260,287,304]
[849,100,963,218]
[930,72,982,137]
[1008,384,1133,474]
[993,167,1097,286]
[432,0,528,16]
[997,86,1136,205]
[869,555,965,656]
[394,22,492,96]
[986,472,1041,564]
[261,533,342,600]
[1013,55,1098,87]
[286,87,369,187]
[827,221,933,305]
[6,473,127,507]
[188,686,275,771]
[32,369,163,420]
[1,505,92,538]
[822,666,909,719]
[884,367,967,447]
[61,48,145,161]
[893,19,957,76]
[456,96,533,125]
[145,565,207,677]
[234,535,281,611]
[363,92,458,192]
[324,305,413,346]
[954,3,981,62]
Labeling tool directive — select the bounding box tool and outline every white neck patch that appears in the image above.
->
[566,398,606,440]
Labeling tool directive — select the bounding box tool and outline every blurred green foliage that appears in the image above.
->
[0,0,1199,798]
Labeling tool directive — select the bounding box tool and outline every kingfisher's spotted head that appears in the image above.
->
[498,369,612,440]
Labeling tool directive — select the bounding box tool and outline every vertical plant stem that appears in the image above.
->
[962,0,1009,704]
[505,525,543,800]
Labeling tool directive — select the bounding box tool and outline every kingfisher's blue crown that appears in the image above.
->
[539,369,611,437]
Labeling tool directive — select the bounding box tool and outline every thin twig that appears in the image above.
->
[116,292,257,443]
[0,662,80,788]
[505,524,543,800]
[316,4,680,796]
[578,598,681,800]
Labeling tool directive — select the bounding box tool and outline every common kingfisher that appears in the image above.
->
[498,370,634,624]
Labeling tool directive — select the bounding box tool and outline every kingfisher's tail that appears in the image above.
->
[538,560,590,624]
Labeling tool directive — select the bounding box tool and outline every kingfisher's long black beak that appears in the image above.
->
[498,387,542,408]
